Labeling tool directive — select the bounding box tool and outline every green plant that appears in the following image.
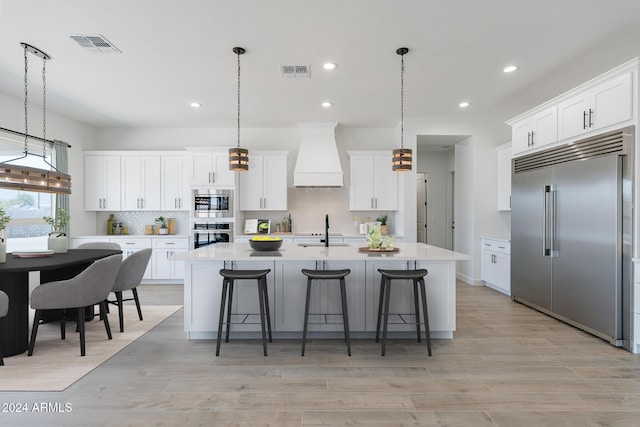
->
[43,208,70,234]
[155,216,167,228]
[0,207,11,234]
[376,214,388,226]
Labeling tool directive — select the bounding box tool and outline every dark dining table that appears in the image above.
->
[0,249,121,357]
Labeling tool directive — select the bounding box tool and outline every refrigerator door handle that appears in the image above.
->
[550,185,558,257]
[543,185,552,256]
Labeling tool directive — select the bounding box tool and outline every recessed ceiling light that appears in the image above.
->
[503,65,519,73]
[322,101,333,108]
[190,102,202,108]
[459,101,470,108]
[322,62,338,70]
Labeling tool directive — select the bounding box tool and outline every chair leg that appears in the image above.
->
[301,277,313,356]
[215,279,229,356]
[340,278,352,357]
[132,288,143,321]
[381,277,392,357]
[375,276,386,343]
[100,301,112,340]
[28,310,42,356]
[261,277,273,343]
[0,339,3,365]
[413,279,422,343]
[77,307,86,357]
[115,291,124,333]
[256,277,268,357]
[60,315,66,340]
[419,278,432,356]
[225,280,234,343]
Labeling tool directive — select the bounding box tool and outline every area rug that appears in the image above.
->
[0,304,181,391]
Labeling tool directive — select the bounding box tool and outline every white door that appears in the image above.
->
[416,173,427,243]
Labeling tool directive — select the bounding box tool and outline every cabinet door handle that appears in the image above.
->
[371,198,374,208]
[583,110,588,129]
[588,108,593,127]
[211,171,215,183]
[527,132,531,147]
[141,198,144,209]
[263,198,266,209]
[530,131,534,146]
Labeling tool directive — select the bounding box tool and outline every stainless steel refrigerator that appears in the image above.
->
[511,127,633,348]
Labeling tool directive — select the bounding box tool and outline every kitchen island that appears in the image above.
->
[173,242,470,340]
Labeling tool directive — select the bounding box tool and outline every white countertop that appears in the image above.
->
[172,242,470,262]
[73,235,190,239]
[479,236,510,243]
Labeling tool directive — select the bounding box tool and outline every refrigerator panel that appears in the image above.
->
[511,167,552,310]
[552,155,622,339]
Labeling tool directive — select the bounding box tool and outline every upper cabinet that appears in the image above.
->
[160,155,190,210]
[511,106,557,156]
[239,151,288,211]
[496,143,512,211]
[121,155,161,211]
[85,154,121,211]
[558,72,633,140]
[189,149,235,187]
[508,59,637,158]
[348,151,398,211]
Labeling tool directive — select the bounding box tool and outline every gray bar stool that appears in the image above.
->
[301,268,352,356]
[216,269,272,356]
[376,269,431,356]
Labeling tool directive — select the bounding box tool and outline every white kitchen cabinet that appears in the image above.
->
[480,238,510,296]
[415,260,457,333]
[239,152,288,211]
[113,237,153,280]
[84,154,121,211]
[348,151,398,211]
[189,149,235,187]
[511,106,558,156]
[558,72,633,140]
[275,260,366,332]
[121,155,161,211]
[152,238,189,279]
[160,155,190,210]
[496,143,512,211]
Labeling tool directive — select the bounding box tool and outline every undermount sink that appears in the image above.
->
[296,242,351,247]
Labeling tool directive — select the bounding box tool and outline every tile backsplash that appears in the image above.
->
[95,211,190,236]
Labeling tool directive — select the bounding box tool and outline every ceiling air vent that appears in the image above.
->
[280,65,311,78]
[70,35,122,53]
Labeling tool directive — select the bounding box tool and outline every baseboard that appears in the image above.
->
[456,272,482,286]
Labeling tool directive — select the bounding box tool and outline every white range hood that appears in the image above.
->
[293,122,344,187]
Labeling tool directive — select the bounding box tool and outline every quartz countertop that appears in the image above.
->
[172,242,470,262]
[73,234,190,239]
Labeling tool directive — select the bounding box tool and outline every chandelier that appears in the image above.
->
[392,47,412,172]
[228,47,249,171]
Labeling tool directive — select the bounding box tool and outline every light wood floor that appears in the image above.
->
[2,282,640,426]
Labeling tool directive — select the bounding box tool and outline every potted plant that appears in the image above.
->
[43,208,70,253]
[376,214,388,235]
[0,207,11,263]
[155,216,168,235]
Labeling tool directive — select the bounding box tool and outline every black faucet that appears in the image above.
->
[324,214,329,247]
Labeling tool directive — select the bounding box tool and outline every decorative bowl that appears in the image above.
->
[249,237,283,252]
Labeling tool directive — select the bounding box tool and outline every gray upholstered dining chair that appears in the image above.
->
[0,290,8,366]
[28,254,123,357]
[108,248,152,333]
[76,241,121,250]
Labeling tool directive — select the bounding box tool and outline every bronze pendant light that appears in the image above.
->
[392,47,412,172]
[229,47,249,171]
[0,43,71,194]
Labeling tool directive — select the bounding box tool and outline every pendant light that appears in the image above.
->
[0,43,71,194]
[228,47,249,171]
[392,47,412,172]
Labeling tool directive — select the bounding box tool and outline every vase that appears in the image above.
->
[0,240,5,263]
[48,235,68,253]
[380,225,388,235]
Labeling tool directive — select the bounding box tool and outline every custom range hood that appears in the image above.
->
[293,123,343,187]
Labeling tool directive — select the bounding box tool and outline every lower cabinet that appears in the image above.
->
[480,238,511,295]
[118,238,153,280]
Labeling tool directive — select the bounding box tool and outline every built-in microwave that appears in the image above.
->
[193,189,233,217]
[192,222,233,249]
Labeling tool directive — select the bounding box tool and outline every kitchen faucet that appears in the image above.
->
[324,214,329,247]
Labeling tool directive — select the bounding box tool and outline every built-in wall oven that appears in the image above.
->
[193,189,233,218]
[192,222,233,249]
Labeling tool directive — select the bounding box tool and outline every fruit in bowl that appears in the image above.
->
[249,236,283,251]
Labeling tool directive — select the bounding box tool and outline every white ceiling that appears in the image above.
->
[0,0,639,130]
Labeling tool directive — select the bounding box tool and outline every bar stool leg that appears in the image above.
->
[413,279,422,343]
[375,275,386,343]
[340,277,351,356]
[256,278,268,356]
[261,276,273,342]
[301,277,312,356]
[418,278,432,356]
[225,280,234,343]
[381,275,392,356]
[216,278,229,356]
